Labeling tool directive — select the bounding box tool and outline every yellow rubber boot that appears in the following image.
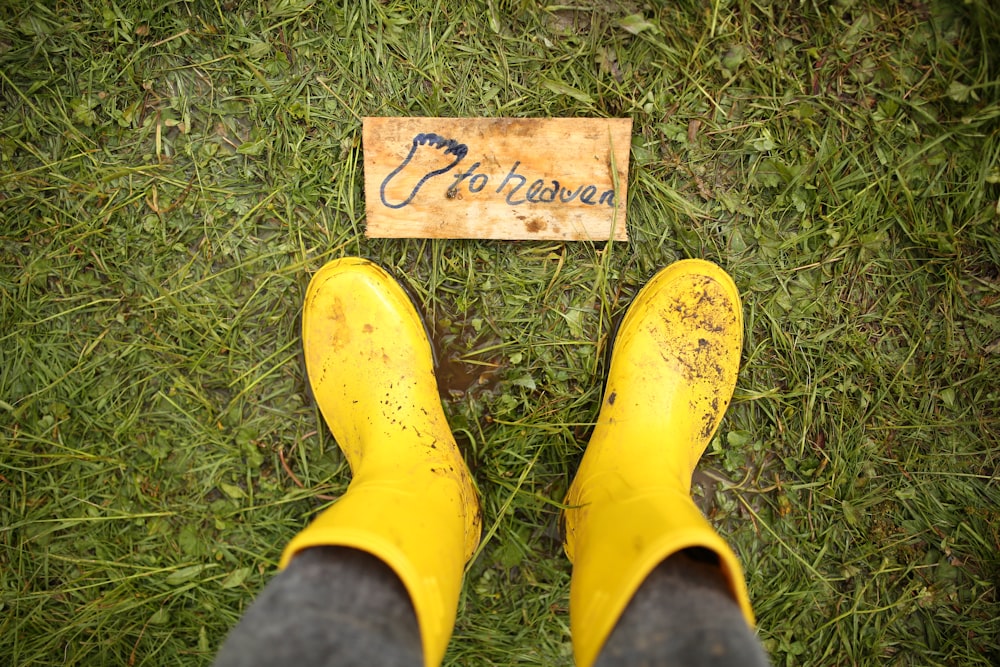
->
[564,259,755,667]
[280,258,482,667]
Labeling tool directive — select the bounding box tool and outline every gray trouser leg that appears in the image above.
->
[214,547,422,667]
[215,547,769,666]
[595,548,771,667]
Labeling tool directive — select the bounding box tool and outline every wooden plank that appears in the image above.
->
[362,117,631,241]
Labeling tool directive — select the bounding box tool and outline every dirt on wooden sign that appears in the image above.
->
[362,117,632,241]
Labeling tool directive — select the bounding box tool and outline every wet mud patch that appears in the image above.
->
[432,320,503,399]
[436,352,503,401]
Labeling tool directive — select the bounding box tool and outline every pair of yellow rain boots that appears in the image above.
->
[281,257,754,667]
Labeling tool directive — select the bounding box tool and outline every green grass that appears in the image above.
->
[2,0,999,664]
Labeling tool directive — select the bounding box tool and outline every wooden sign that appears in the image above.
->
[362,117,631,241]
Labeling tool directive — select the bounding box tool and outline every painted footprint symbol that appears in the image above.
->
[380,133,468,209]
